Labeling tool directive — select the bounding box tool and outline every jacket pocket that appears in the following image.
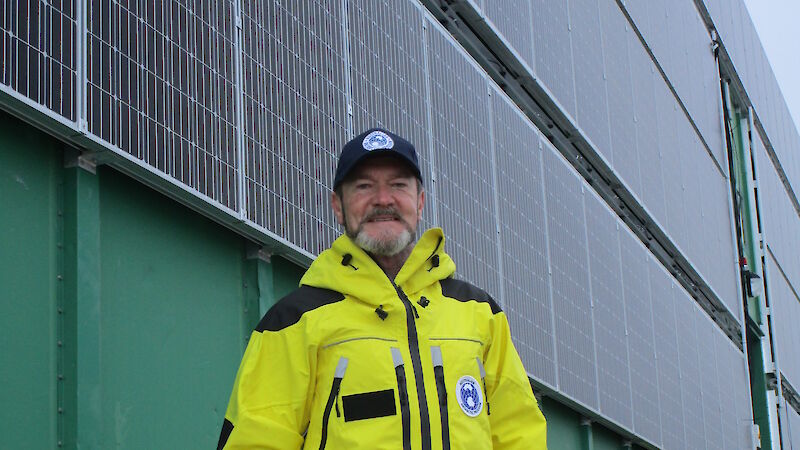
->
[431,346,451,450]
[390,348,412,450]
[319,357,349,450]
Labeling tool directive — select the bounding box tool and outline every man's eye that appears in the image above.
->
[392,182,408,189]
[356,183,371,190]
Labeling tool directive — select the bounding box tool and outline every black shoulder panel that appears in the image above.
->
[217,418,233,450]
[439,278,502,314]
[255,286,345,332]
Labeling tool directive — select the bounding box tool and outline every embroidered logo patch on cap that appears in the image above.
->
[362,130,394,151]
[455,375,483,417]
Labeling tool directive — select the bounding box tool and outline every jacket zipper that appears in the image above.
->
[392,282,432,450]
[431,346,451,450]
[391,348,412,450]
[319,357,348,450]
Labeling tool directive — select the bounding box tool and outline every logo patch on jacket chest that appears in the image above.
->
[455,375,483,417]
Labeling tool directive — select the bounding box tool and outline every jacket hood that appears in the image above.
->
[299,228,456,305]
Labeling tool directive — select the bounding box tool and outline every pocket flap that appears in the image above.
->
[342,389,397,422]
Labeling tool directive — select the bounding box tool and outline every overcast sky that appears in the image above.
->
[742,0,800,134]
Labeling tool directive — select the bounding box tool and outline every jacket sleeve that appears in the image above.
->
[484,310,547,450]
[217,318,317,450]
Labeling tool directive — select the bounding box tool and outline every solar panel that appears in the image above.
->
[1,0,76,119]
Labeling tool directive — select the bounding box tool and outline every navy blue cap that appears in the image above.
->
[333,128,422,189]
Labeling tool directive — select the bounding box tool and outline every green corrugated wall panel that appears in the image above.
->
[0,116,61,448]
[0,110,309,448]
[245,253,307,328]
[94,166,252,448]
[272,256,306,299]
[541,397,584,450]
[592,423,624,450]
[63,161,103,449]
[540,396,637,450]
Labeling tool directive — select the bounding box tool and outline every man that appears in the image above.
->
[218,128,547,449]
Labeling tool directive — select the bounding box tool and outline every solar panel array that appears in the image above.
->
[626,0,727,172]
[789,403,800,448]
[705,0,800,197]
[542,139,597,410]
[239,0,347,254]
[692,9,800,431]
[755,128,800,413]
[492,90,557,388]
[765,246,800,403]
[484,0,742,322]
[585,188,631,429]
[0,0,764,446]
[425,22,500,298]
[755,133,800,303]
[485,80,755,445]
[704,10,800,421]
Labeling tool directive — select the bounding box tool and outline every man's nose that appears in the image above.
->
[373,184,395,205]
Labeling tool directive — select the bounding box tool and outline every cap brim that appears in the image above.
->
[335,150,422,188]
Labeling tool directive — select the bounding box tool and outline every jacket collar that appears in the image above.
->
[299,228,455,306]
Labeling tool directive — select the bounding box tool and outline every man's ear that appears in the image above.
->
[331,191,345,225]
[417,188,425,218]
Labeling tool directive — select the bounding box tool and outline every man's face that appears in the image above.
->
[331,155,425,256]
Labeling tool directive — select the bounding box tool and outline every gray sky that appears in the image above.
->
[742,0,800,134]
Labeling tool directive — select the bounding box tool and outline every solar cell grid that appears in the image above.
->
[240,0,347,254]
[543,143,597,409]
[675,287,707,449]
[619,226,661,445]
[716,331,754,449]
[530,0,576,119]
[425,20,499,298]
[631,47,667,229]
[585,188,632,428]
[569,0,612,165]
[0,0,76,119]
[651,268,685,450]
[492,90,556,387]
[86,0,238,209]
[598,0,634,170]
[484,0,535,72]
[696,309,724,448]
[789,403,800,449]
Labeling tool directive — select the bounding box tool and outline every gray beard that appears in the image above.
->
[344,206,416,256]
[351,226,413,256]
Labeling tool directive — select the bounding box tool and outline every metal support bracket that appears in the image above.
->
[246,243,273,262]
[64,149,98,174]
[765,371,778,391]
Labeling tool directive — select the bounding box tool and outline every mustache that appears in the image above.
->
[362,208,403,222]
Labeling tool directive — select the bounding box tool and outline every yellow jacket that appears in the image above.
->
[218,228,547,449]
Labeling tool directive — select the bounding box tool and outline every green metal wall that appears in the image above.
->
[1,112,646,448]
[540,397,639,450]
[0,112,302,448]
[1,113,62,449]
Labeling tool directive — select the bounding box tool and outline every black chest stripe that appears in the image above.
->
[342,389,397,422]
